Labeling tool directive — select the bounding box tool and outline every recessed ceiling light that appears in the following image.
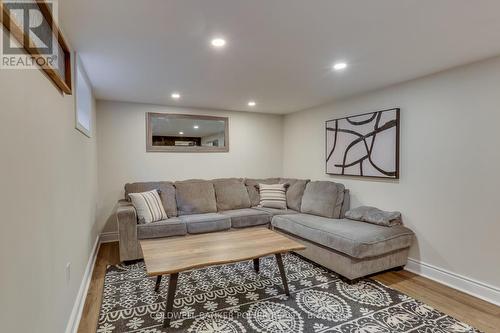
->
[193,125,199,129]
[179,131,184,135]
[171,92,181,99]
[248,101,256,107]
[211,38,226,48]
[332,62,347,71]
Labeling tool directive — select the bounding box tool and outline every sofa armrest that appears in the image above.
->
[116,201,142,261]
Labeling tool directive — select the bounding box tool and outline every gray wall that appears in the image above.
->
[96,100,284,232]
[0,61,98,331]
[283,56,500,289]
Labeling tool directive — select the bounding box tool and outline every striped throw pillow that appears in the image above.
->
[258,183,288,210]
[128,190,168,224]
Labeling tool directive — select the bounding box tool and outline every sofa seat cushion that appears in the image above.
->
[253,207,299,216]
[213,179,252,211]
[220,208,271,228]
[175,180,217,216]
[180,213,231,234]
[272,214,414,259]
[137,218,187,239]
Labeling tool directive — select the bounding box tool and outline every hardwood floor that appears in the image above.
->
[77,242,120,333]
[373,271,500,332]
[78,242,500,333]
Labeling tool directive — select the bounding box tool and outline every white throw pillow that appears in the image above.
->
[258,183,288,210]
[128,190,168,224]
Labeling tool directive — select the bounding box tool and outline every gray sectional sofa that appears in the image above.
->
[116,178,414,280]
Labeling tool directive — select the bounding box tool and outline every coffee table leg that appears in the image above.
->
[253,258,260,273]
[163,273,178,329]
[275,253,290,296]
[155,275,162,292]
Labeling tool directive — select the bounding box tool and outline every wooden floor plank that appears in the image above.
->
[77,243,119,333]
[373,271,500,332]
[77,242,500,333]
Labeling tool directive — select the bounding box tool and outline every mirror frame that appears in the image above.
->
[146,112,229,153]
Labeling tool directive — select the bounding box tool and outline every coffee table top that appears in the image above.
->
[139,227,305,276]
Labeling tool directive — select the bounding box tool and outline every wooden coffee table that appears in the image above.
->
[139,227,306,328]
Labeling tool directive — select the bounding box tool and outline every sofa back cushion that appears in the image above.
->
[175,180,217,215]
[341,189,350,218]
[279,178,310,211]
[125,181,177,217]
[245,178,280,206]
[213,178,251,211]
[300,181,345,218]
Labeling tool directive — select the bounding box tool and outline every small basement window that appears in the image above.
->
[75,55,92,137]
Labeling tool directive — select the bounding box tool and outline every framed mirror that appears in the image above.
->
[146,113,229,152]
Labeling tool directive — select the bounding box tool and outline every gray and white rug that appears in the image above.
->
[97,253,481,333]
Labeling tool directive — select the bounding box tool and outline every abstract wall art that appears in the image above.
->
[326,108,400,179]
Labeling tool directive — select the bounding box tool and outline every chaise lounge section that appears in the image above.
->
[271,214,414,280]
[116,177,414,280]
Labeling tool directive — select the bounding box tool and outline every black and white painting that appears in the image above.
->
[326,108,400,179]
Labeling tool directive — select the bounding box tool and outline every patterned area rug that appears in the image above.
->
[97,253,481,333]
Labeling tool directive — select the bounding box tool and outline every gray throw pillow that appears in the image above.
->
[300,181,344,218]
[345,206,402,226]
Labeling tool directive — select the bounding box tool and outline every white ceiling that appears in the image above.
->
[59,0,500,114]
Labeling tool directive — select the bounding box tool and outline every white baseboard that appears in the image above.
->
[406,258,500,306]
[64,235,100,333]
[64,232,118,333]
[99,231,119,243]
